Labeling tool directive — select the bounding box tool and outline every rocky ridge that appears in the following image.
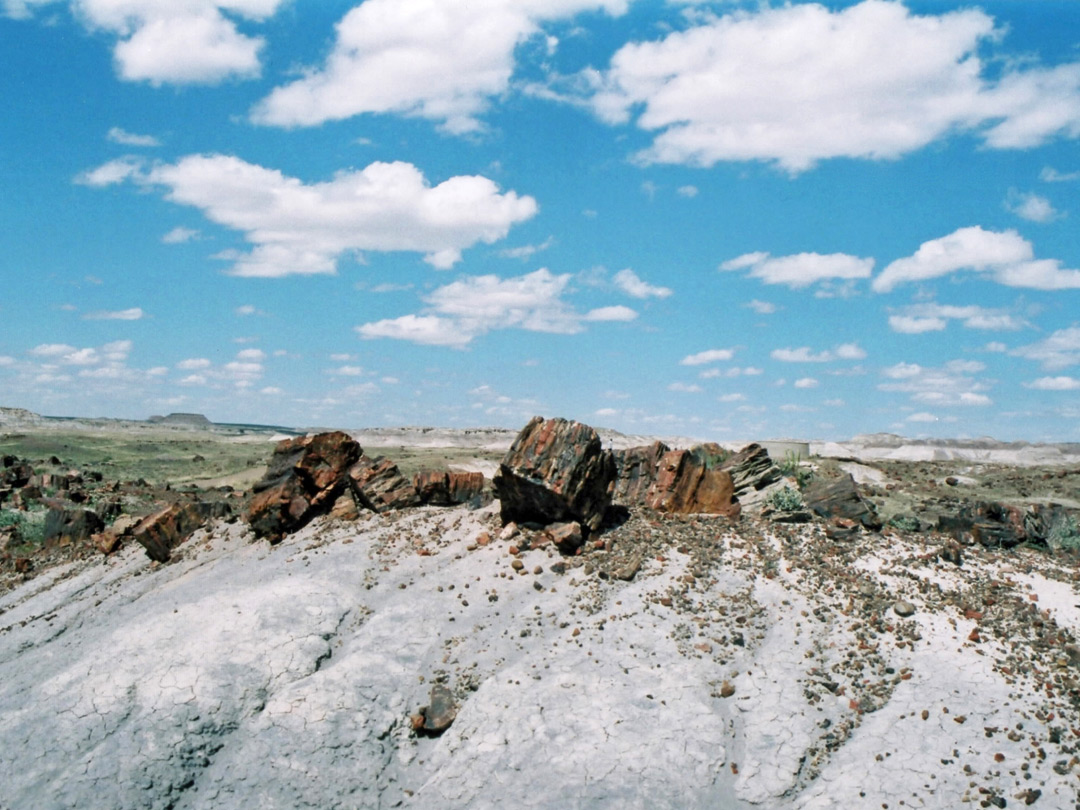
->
[0,416,1079,809]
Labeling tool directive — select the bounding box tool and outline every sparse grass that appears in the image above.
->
[778,451,814,489]
[767,486,804,512]
[0,508,46,548]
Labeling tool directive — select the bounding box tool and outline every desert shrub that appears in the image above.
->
[0,508,46,546]
[767,486,804,512]
[1048,514,1080,552]
[778,451,814,489]
[888,514,922,532]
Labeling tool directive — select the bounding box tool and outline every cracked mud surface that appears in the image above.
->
[2,504,1080,809]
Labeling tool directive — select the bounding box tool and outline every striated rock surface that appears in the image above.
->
[718,444,784,510]
[42,508,104,548]
[645,450,740,518]
[413,471,485,507]
[493,416,615,532]
[247,431,362,542]
[349,456,420,513]
[611,441,669,506]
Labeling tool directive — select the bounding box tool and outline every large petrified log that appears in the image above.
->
[644,449,740,518]
[413,470,486,506]
[349,456,421,513]
[611,441,669,506]
[493,416,615,532]
[247,431,362,542]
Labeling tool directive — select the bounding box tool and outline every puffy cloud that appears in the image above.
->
[357,268,630,347]
[878,361,992,406]
[771,347,833,363]
[745,299,776,315]
[1041,167,1080,183]
[680,348,735,366]
[499,236,554,260]
[874,226,1080,292]
[793,378,819,389]
[1011,326,1080,370]
[907,412,939,423]
[720,251,873,290]
[667,382,702,393]
[177,358,211,370]
[163,226,199,244]
[82,307,145,321]
[1004,190,1064,223]
[252,0,629,132]
[835,343,867,360]
[1026,376,1080,391]
[613,268,673,299]
[74,156,144,187]
[584,305,638,322]
[587,1,1080,171]
[13,1,287,84]
[676,185,698,198]
[84,154,537,276]
[888,303,1026,334]
[107,127,160,147]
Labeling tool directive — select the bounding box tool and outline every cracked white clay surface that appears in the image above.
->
[2,505,1079,809]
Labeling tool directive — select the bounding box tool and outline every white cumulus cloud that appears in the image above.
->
[680,348,735,366]
[613,268,673,299]
[1026,376,1080,391]
[874,226,1080,292]
[1005,189,1064,223]
[720,251,873,290]
[587,1,1080,172]
[357,267,631,347]
[1011,327,1080,370]
[83,154,538,276]
[13,1,288,84]
[252,0,629,132]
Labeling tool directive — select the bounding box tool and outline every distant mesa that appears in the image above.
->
[147,412,214,427]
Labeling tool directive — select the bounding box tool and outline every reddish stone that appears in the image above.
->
[493,416,615,532]
[247,431,362,542]
[132,502,221,563]
[611,441,669,506]
[413,470,485,506]
[349,456,420,513]
[644,450,740,517]
[545,521,584,554]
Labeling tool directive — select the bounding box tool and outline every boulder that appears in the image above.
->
[132,502,224,563]
[802,474,882,530]
[493,416,615,532]
[247,432,362,542]
[611,441,669,506]
[545,521,584,554]
[42,508,104,548]
[413,470,486,506]
[644,449,740,517]
[349,456,420,513]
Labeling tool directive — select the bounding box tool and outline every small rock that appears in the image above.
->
[720,681,735,698]
[894,600,916,617]
[418,684,457,736]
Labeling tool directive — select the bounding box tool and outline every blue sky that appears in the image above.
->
[1,0,1079,441]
